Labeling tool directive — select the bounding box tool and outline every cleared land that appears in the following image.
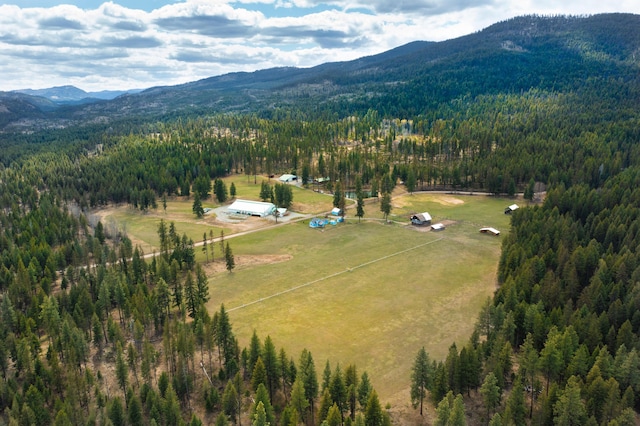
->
[97,177,518,417]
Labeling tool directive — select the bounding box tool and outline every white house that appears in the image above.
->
[227,199,276,217]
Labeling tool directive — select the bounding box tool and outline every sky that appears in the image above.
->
[0,1,637,92]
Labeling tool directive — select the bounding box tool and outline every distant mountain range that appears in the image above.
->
[13,85,142,104]
[1,13,639,131]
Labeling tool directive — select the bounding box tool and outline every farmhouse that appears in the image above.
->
[410,212,432,226]
[480,227,501,236]
[227,199,276,217]
[279,174,298,183]
[504,204,519,214]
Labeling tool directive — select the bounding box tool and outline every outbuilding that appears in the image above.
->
[431,223,445,231]
[279,174,298,183]
[504,204,519,214]
[227,199,276,217]
[331,207,343,216]
[410,212,432,226]
[480,227,501,236]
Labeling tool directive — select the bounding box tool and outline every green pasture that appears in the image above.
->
[203,192,518,404]
[102,186,519,403]
[100,199,232,253]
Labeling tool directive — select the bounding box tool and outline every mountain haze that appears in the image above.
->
[13,85,141,104]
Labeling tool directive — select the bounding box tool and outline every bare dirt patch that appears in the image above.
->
[201,254,293,275]
[432,195,465,206]
[408,219,457,232]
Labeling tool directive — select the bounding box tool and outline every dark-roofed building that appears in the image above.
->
[410,212,432,226]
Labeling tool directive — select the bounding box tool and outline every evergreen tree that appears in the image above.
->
[406,168,417,193]
[230,182,237,198]
[252,383,275,425]
[263,335,279,402]
[195,264,209,305]
[325,403,342,426]
[524,178,535,201]
[318,388,333,423]
[109,397,126,426]
[344,364,358,420]
[449,394,467,426]
[480,372,501,422]
[330,364,347,423]
[299,349,319,424]
[128,392,143,426]
[184,271,198,318]
[364,390,384,426]
[192,192,204,218]
[202,232,209,263]
[215,413,230,426]
[435,392,453,426]
[322,360,332,393]
[520,333,539,418]
[225,242,235,272]
[252,357,268,391]
[504,376,526,425]
[249,330,262,377]
[222,381,239,424]
[252,401,269,426]
[358,371,373,410]
[260,181,272,202]
[290,377,310,424]
[214,179,228,203]
[115,342,129,400]
[280,404,299,426]
[554,376,588,426]
[380,192,392,221]
[356,188,365,222]
[411,347,433,415]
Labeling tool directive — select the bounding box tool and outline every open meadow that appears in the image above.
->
[96,177,519,416]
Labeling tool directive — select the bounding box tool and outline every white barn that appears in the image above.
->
[227,200,276,217]
[279,174,298,183]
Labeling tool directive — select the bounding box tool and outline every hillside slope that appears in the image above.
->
[1,13,638,130]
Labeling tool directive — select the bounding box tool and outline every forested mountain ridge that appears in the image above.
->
[1,13,639,131]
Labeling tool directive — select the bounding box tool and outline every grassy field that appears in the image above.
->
[97,180,518,410]
[202,191,516,406]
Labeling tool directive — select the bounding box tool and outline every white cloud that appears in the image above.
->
[0,0,637,91]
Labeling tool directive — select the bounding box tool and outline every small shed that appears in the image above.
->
[331,207,343,216]
[480,227,501,236]
[279,174,298,183]
[227,200,276,217]
[504,204,519,214]
[431,223,445,231]
[410,212,432,226]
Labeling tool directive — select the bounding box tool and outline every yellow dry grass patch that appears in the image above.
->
[201,254,292,275]
[393,193,465,209]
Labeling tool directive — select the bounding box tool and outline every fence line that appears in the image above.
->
[228,237,444,312]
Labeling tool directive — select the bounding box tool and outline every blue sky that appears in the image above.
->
[0,0,637,91]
